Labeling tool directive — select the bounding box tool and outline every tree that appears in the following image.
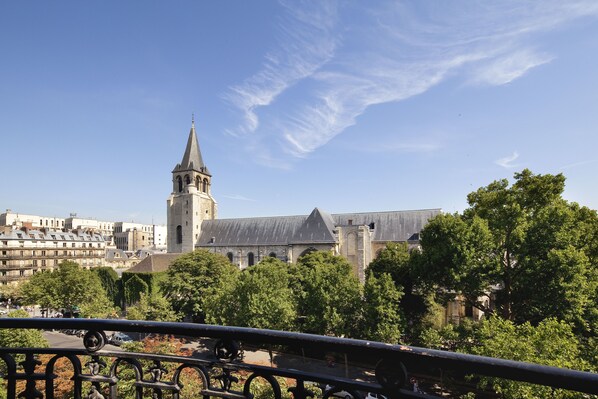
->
[359,272,403,343]
[160,250,239,322]
[206,257,298,331]
[20,261,114,318]
[0,309,48,348]
[126,292,179,322]
[296,251,361,337]
[417,169,598,333]
[470,317,589,399]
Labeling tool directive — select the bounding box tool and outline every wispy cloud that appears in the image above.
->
[222,194,257,202]
[495,151,520,168]
[560,159,598,170]
[223,0,338,136]
[224,1,598,167]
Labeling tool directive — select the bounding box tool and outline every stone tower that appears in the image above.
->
[167,118,217,253]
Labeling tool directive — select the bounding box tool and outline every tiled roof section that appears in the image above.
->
[290,207,337,244]
[176,121,210,174]
[198,215,306,246]
[332,209,442,242]
[127,254,180,273]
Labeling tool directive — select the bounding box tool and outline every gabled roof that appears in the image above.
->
[291,207,336,244]
[197,207,441,247]
[127,254,180,273]
[174,120,210,175]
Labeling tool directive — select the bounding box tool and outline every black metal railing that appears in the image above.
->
[0,318,597,399]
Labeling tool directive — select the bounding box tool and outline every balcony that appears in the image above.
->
[0,318,596,399]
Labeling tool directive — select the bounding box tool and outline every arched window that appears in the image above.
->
[248,252,255,266]
[227,252,234,263]
[347,232,356,256]
[177,176,183,192]
[202,178,208,193]
[196,176,201,190]
[176,225,182,244]
[185,174,191,185]
[269,252,277,258]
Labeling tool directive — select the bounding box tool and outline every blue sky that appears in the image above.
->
[1,1,597,225]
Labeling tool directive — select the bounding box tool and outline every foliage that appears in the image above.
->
[121,271,167,307]
[296,251,361,337]
[415,170,598,338]
[126,292,180,322]
[123,274,149,306]
[0,309,48,348]
[20,261,114,318]
[359,272,403,343]
[161,250,239,322]
[205,257,298,331]
[92,267,120,306]
[469,317,590,399]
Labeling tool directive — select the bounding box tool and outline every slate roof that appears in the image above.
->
[105,248,128,261]
[332,209,442,242]
[174,121,210,174]
[197,207,441,247]
[127,254,180,273]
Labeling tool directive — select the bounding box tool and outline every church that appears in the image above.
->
[166,121,441,280]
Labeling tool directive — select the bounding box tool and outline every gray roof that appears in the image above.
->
[197,207,441,247]
[174,121,210,175]
[0,228,104,242]
[332,209,441,242]
[105,248,128,261]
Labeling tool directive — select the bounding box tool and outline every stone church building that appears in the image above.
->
[167,121,441,281]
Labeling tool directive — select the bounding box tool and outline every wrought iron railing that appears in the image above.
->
[0,318,597,399]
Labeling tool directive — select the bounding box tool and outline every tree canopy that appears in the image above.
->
[160,250,239,322]
[20,261,114,318]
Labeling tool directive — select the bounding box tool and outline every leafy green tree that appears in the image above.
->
[20,261,113,318]
[126,292,179,322]
[161,250,239,322]
[296,251,361,337]
[416,169,598,334]
[470,317,590,399]
[0,309,48,348]
[359,272,403,343]
[206,257,298,331]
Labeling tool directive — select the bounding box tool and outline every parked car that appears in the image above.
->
[109,332,133,346]
[325,385,353,399]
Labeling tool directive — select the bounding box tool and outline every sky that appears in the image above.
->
[1,1,597,225]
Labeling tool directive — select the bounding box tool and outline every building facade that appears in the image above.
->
[0,226,106,285]
[166,120,441,280]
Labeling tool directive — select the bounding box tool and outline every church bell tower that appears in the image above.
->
[167,117,217,253]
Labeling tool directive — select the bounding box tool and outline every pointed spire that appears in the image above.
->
[179,115,209,174]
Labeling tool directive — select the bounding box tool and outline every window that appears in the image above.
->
[176,225,182,244]
[269,252,277,258]
[227,252,234,263]
[248,252,255,266]
[177,176,183,192]
[185,174,191,185]
[203,178,208,192]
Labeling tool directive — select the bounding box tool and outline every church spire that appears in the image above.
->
[179,115,209,174]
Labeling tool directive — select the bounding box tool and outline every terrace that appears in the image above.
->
[1,318,597,399]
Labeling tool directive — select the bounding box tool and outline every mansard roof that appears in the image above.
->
[196,207,441,247]
[174,121,210,175]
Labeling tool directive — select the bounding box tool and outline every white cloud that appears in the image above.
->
[224,1,598,166]
[495,152,520,168]
[470,49,553,86]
